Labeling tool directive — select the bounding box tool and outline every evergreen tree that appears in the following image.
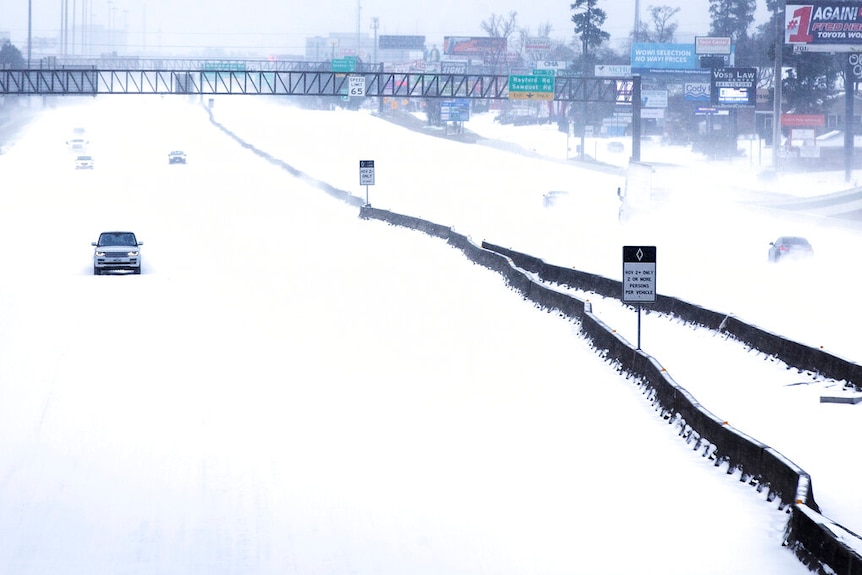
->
[570,0,610,72]
[782,53,840,114]
[708,0,756,41]
[0,41,25,69]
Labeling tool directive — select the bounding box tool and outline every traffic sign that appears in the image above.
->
[359,160,375,185]
[440,99,470,122]
[508,74,555,100]
[331,57,356,73]
[349,76,366,97]
[622,246,656,303]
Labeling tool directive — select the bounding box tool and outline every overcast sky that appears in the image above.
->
[2,0,772,55]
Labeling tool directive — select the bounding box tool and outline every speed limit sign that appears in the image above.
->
[349,76,366,97]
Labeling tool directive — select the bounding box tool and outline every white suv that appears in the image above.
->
[92,231,143,275]
[75,155,94,169]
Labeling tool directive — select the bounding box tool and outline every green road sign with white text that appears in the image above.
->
[508,74,555,100]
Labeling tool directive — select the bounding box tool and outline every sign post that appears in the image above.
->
[359,160,375,205]
[622,246,657,350]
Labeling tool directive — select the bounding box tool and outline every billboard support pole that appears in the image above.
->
[846,56,855,183]
[632,75,641,162]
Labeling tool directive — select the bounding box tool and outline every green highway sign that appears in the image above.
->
[203,62,246,72]
[531,69,556,76]
[508,74,555,100]
[331,57,357,73]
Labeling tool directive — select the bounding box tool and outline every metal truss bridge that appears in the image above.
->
[0,68,638,104]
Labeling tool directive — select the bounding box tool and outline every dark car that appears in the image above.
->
[92,231,143,275]
[768,236,813,262]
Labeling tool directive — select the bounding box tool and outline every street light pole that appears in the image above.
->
[356,0,361,58]
[27,0,32,66]
[371,16,378,65]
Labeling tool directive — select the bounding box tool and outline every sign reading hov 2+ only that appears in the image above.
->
[622,246,656,303]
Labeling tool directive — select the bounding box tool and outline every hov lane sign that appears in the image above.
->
[622,246,656,303]
[359,160,375,185]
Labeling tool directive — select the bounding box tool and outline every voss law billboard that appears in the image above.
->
[786,2,862,51]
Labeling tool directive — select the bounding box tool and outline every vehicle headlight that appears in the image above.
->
[128,250,139,256]
[95,250,106,256]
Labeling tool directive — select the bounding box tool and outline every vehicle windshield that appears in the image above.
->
[99,233,137,246]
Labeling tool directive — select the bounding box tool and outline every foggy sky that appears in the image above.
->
[2,0,771,56]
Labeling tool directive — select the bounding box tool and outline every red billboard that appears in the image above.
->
[785,2,862,51]
[781,114,826,127]
[443,36,507,56]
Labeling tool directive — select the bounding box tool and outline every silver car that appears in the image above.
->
[92,231,143,275]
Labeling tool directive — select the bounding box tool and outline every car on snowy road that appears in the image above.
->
[92,231,143,275]
[168,150,187,164]
[768,236,813,262]
[75,155,94,169]
[66,137,88,151]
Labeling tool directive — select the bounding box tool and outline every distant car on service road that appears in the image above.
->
[92,231,143,275]
[768,236,813,262]
[66,138,88,150]
[168,150,187,164]
[75,155,94,169]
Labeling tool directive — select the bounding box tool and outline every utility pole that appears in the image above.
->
[356,0,361,58]
[371,17,379,65]
[772,2,784,170]
[580,2,592,160]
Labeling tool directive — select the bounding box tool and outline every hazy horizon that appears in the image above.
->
[2,0,772,58]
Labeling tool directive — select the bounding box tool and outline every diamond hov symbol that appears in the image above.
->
[623,245,656,263]
[622,246,656,304]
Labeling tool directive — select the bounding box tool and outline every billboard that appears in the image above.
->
[443,36,507,56]
[632,43,699,72]
[525,37,551,51]
[695,36,732,55]
[710,67,757,107]
[684,82,711,102]
[595,64,632,77]
[379,35,426,50]
[785,2,862,51]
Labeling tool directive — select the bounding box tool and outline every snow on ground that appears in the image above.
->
[0,94,845,573]
[212,97,862,543]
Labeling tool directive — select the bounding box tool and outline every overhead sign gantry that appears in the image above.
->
[0,68,636,103]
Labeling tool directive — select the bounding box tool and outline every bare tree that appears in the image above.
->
[480,11,518,73]
[634,5,681,43]
[481,11,519,38]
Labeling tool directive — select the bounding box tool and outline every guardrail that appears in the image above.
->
[201,99,861,573]
[357,204,862,575]
[481,243,862,390]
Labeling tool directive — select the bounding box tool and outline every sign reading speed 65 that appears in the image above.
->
[349,76,366,97]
